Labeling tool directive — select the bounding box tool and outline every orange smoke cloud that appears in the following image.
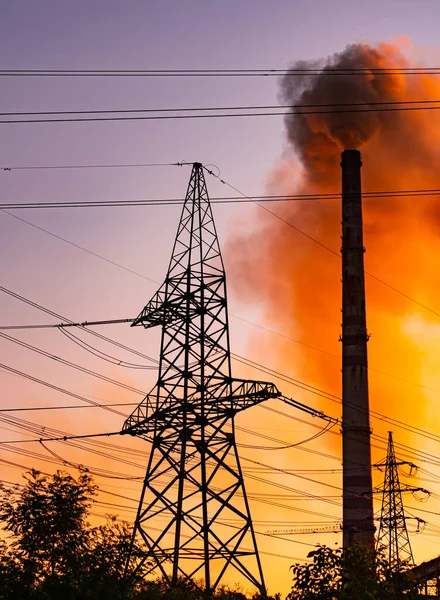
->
[227,41,440,458]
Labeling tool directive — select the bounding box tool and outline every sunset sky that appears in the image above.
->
[3,1,440,595]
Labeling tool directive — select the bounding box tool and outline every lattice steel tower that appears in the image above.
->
[123,163,280,593]
[376,431,422,569]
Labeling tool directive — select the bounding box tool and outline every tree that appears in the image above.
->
[0,469,95,587]
[288,544,421,600]
[0,469,147,600]
[82,516,149,600]
[0,469,280,599]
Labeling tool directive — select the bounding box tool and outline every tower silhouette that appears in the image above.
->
[340,150,375,547]
[376,431,423,569]
[123,163,280,593]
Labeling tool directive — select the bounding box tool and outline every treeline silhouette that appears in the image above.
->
[0,469,422,600]
[0,470,275,600]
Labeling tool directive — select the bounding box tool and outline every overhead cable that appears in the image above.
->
[0,402,137,412]
[0,332,146,395]
[5,104,440,124]
[204,168,440,322]
[4,188,440,209]
[2,98,440,118]
[0,284,159,363]
[0,429,122,445]
[2,67,440,76]
[0,211,160,284]
[0,363,128,416]
[2,213,440,410]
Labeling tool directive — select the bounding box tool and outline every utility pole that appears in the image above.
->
[341,150,375,547]
[376,431,425,569]
[123,163,280,594]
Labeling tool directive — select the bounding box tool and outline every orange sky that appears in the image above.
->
[4,26,440,596]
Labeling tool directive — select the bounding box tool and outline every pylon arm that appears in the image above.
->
[122,379,280,436]
[132,279,225,329]
[131,286,169,328]
[228,378,281,411]
[122,395,155,434]
[132,285,193,329]
[373,484,429,495]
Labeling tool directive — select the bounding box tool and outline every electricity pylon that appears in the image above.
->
[123,163,280,594]
[376,431,425,569]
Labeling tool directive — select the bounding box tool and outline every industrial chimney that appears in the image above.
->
[341,150,375,547]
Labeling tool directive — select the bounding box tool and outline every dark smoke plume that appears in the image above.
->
[280,44,407,182]
[226,41,440,449]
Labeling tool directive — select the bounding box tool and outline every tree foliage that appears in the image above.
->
[0,469,277,600]
[3,470,418,600]
[0,469,148,600]
[288,544,421,600]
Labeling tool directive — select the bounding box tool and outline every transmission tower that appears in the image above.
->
[376,431,424,569]
[123,163,280,594]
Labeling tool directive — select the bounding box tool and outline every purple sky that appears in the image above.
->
[2,1,440,592]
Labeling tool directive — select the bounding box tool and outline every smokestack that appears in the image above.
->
[341,149,375,547]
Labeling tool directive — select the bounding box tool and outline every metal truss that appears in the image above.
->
[123,163,280,594]
[376,431,422,569]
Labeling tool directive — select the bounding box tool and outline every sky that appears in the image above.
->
[3,0,440,595]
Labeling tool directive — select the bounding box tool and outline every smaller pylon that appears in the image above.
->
[376,431,425,569]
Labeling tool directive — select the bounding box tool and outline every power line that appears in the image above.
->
[0,402,137,412]
[0,282,329,403]
[56,326,154,369]
[19,474,313,556]
[0,415,148,471]
[237,421,335,451]
[0,468,320,557]
[0,210,160,284]
[3,161,185,171]
[233,311,440,401]
[3,99,440,118]
[0,367,435,542]
[4,201,440,406]
[0,318,136,330]
[0,363,130,416]
[0,415,150,473]
[4,188,440,209]
[3,239,440,431]
[1,353,344,471]
[259,403,440,480]
[0,332,146,396]
[0,284,160,365]
[5,104,440,124]
[2,249,438,432]
[0,204,437,442]
[204,168,440,323]
[0,429,122,445]
[4,183,440,457]
[1,436,149,479]
[0,386,431,533]
[2,67,440,76]
[0,300,336,433]
[0,310,364,510]
[235,357,440,457]
[0,409,345,517]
